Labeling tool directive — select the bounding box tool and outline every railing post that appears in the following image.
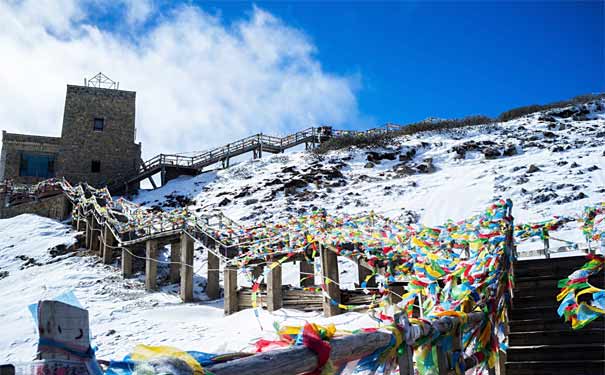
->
[267,261,283,312]
[207,242,220,300]
[395,314,414,375]
[320,244,341,317]
[542,227,550,259]
[180,233,194,302]
[145,240,158,291]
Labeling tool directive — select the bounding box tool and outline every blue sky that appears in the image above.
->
[141,1,603,124]
[1,0,603,155]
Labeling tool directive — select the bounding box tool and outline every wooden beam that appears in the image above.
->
[169,240,181,283]
[320,245,341,317]
[122,247,133,278]
[102,224,115,265]
[207,330,393,375]
[299,260,314,287]
[180,234,194,302]
[145,240,158,291]
[207,246,220,300]
[267,263,282,312]
[224,265,238,315]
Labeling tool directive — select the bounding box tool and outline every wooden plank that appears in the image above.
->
[180,234,194,302]
[224,265,238,315]
[320,245,341,317]
[267,263,282,312]
[169,240,181,283]
[299,260,314,287]
[207,247,220,300]
[145,240,158,291]
[90,217,100,254]
[102,224,115,265]
[121,247,133,278]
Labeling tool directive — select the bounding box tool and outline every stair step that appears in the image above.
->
[509,329,605,345]
[511,306,561,320]
[506,360,605,375]
[507,344,605,361]
[509,317,605,331]
[512,295,560,308]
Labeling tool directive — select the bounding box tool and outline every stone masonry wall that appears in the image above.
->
[57,85,141,188]
[0,193,71,220]
[0,131,62,184]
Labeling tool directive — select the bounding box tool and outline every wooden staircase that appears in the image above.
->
[507,256,605,375]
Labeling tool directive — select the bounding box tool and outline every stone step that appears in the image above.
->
[509,317,605,332]
[509,329,605,346]
[506,360,605,375]
[507,344,605,362]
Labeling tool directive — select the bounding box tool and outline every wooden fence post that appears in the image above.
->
[320,245,341,317]
[224,265,238,315]
[180,234,194,302]
[145,240,158,291]
[357,260,375,287]
[542,228,550,259]
[206,243,220,300]
[267,262,282,312]
[102,224,115,265]
[85,216,92,249]
[436,340,449,375]
[299,260,314,287]
[169,240,181,283]
[121,247,133,278]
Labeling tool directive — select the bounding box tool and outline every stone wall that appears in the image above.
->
[0,193,71,220]
[0,131,62,184]
[57,85,141,188]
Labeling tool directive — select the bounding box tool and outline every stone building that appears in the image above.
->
[0,81,141,189]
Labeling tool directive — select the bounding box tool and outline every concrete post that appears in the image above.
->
[145,240,158,291]
[180,234,194,302]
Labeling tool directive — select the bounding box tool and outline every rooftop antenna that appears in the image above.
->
[84,72,119,89]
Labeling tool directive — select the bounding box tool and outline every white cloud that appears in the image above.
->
[0,1,361,158]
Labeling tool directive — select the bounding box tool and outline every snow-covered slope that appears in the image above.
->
[1,99,604,363]
[136,99,605,249]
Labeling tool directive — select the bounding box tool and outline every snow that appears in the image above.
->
[1,100,604,363]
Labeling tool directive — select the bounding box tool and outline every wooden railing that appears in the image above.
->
[205,312,487,375]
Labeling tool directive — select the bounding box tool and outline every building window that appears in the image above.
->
[91,160,101,173]
[93,118,104,131]
[19,153,56,178]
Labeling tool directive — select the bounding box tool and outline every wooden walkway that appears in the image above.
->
[117,123,409,192]
[119,127,333,191]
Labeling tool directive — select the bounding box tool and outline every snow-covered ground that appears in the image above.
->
[1,100,604,363]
